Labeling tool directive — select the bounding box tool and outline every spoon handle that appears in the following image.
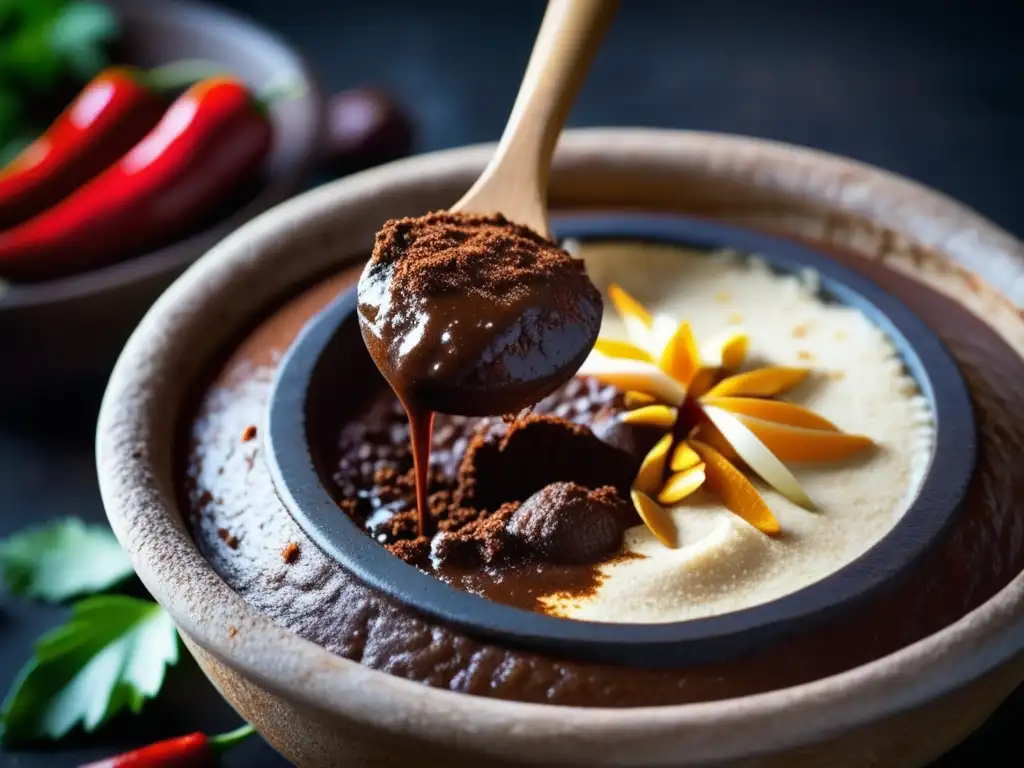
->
[453,0,617,237]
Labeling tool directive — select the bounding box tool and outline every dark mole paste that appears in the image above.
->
[332,374,654,612]
[182,246,1024,707]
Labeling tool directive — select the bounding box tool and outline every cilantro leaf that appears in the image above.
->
[0,134,32,167]
[0,1,116,91]
[1,13,64,91]
[49,1,117,82]
[0,87,26,147]
[0,519,135,602]
[1,595,179,745]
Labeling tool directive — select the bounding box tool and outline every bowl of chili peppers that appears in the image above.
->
[0,0,325,397]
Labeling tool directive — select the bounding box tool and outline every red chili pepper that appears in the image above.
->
[78,723,254,768]
[0,76,274,283]
[0,68,170,231]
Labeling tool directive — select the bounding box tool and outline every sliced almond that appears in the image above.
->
[624,390,656,409]
[633,433,673,496]
[577,356,686,406]
[608,284,653,347]
[657,463,707,504]
[705,367,810,398]
[670,442,702,471]
[689,440,781,536]
[631,490,680,548]
[657,320,700,386]
[734,415,873,462]
[701,405,815,510]
[692,422,739,463]
[701,397,839,431]
[622,405,679,429]
[593,337,655,363]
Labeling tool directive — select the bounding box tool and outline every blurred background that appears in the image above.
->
[1,0,1021,765]
[223,0,1024,232]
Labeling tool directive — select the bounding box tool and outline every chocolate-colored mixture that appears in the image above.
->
[356,211,602,536]
[183,247,1024,708]
[332,376,648,611]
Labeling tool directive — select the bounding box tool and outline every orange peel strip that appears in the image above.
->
[608,284,653,346]
[735,415,874,463]
[692,423,739,463]
[701,405,815,509]
[689,440,781,536]
[719,332,749,370]
[657,463,707,505]
[705,367,810,398]
[593,338,654,363]
[624,390,656,409]
[701,330,749,371]
[657,321,701,385]
[687,367,718,399]
[701,397,839,431]
[631,490,680,548]
[670,442,702,472]
[622,405,678,429]
[632,433,673,496]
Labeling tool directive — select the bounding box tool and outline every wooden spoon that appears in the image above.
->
[357,0,617,536]
[453,0,617,237]
[359,0,618,407]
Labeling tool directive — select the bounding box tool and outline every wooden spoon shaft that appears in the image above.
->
[454,0,617,237]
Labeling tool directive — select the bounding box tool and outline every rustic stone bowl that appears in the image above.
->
[97,129,1024,767]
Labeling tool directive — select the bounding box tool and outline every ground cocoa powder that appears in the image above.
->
[369,211,590,318]
[455,413,638,512]
[332,384,640,576]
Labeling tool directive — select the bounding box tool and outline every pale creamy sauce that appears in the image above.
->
[545,242,934,623]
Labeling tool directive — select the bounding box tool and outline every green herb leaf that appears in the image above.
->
[0,519,135,603]
[49,1,117,82]
[0,88,26,145]
[0,134,33,168]
[1,596,179,745]
[1,16,64,91]
[9,0,70,29]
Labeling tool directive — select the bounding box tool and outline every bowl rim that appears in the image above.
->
[97,128,1024,764]
[265,212,975,669]
[0,0,325,311]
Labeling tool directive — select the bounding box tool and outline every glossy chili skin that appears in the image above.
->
[78,724,256,768]
[0,76,273,283]
[0,67,167,231]
[78,732,214,768]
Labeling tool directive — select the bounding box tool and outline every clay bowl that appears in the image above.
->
[98,129,1024,767]
[0,0,323,399]
[266,214,974,668]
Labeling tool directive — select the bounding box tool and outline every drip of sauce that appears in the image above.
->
[405,407,435,537]
[357,211,602,536]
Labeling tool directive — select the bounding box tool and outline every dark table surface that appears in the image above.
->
[2,0,1022,765]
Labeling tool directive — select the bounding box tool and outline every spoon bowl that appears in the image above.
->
[355,213,604,417]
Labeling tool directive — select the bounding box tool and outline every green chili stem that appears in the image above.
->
[209,723,257,754]
[256,72,309,105]
[144,59,230,92]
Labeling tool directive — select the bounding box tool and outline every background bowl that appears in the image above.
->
[0,0,324,398]
[98,129,1024,767]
